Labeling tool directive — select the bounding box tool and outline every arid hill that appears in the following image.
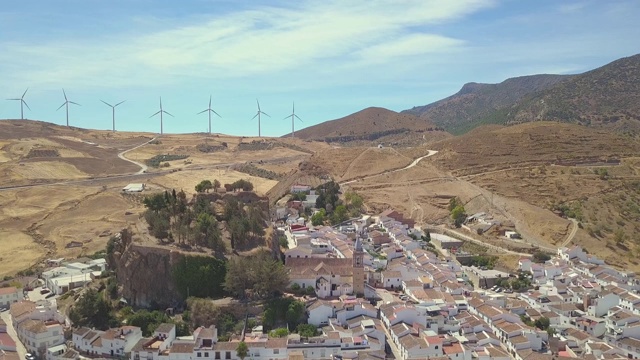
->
[293,107,450,145]
[0,119,327,278]
[507,54,640,132]
[403,74,572,134]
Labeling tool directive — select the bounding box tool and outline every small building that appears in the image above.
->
[0,287,21,308]
[290,184,311,193]
[122,183,146,193]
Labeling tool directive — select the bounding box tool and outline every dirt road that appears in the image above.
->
[117,137,157,174]
[340,150,438,185]
[560,218,579,248]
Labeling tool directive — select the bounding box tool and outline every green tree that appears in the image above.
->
[224,252,289,299]
[278,236,289,249]
[172,256,226,299]
[448,197,461,212]
[127,310,172,336]
[269,328,289,338]
[296,324,318,337]
[311,209,326,226]
[213,179,221,192]
[534,317,550,330]
[195,180,213,193]
[68,289,117,330]
[331,205,348,225]
[450,205,466,227]
[236,341,248,360]
[286,300,306,329]
[143,193,167,213]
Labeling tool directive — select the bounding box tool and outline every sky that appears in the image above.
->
[0,0,639,137]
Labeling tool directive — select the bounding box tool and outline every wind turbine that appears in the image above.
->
[149,97,173,135]
[197,95,221,134]
[101,100,126,132]
[251,99,270,137]
[284,102,303,138]
[57,89,81,127]
[7,88,31,119]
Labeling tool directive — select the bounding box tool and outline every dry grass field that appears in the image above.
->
[0,120,328,277]
[5,118,640,275]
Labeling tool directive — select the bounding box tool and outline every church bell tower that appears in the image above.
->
[352,237,365,297]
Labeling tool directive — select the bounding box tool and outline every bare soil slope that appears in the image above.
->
[293,107,450,145]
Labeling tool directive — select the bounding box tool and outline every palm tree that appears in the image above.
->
[236,341,248,360]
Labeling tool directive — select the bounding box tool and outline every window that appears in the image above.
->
[198,352,202,357]
[273,349,279,355]
[435,346,439,349]
[215,352,220,359]
[225,352,231,359]
[204,353,209,357]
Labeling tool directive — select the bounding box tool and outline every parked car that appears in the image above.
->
[25,353,36,360]
[40,289,50,295]
[45,293,55,299]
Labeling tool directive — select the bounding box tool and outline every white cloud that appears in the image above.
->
[0,0,495,90]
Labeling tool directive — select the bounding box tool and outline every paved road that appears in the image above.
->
[1,310,27,359]
[341,150,438,186]
[117,137,157,174]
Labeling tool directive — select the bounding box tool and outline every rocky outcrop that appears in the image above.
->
[108,229,184,308]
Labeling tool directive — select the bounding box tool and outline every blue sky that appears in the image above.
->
[0,0,639,137]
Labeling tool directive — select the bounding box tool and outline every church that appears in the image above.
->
[285,239,365,298]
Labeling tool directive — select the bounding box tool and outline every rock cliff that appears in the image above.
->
[108,229,184,308]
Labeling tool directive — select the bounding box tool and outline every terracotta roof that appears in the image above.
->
[266,338,287,349]
[286,258,353,276]
[155,323,175,334]
[9,301,36,318]
[170,342,195,353]
[20,319,47,334]
[214,341,239,351]
[0,287,19,295]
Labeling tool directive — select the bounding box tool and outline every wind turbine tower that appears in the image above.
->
[7,88,31,119]
[57,89,81,127]
[251,99,270,137]
[101,100,126,132]
[284,102,303,138]
[150,97,173,135]
[197,95,221,134]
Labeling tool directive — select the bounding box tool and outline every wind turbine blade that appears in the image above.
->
[69,101,81,106]
[57,103,66,111]
[198,109,209,115]
[212,110,221,118]
[23,100,32,111]
[7,98,20,101]
[159,97,163,109]
[115,100,126,107]
[261,111,271,118]
[164,111,174,117]
[62,88,68,101]
[22,88,29,98]
[150,111,161,118]
[251,113,259,120]
[283,115,291,120]
[209,95,212,108]
[101,100,113,107]
[256,99,260,111]
[295,114,303,122]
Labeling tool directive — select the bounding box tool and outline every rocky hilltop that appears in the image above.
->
[403,74,571,134]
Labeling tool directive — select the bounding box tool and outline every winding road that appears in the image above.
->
[560,218,579,248]
[117,137,157,174]
[340,149,438,186]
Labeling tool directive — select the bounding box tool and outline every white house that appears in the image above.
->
[0,287,21,308]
